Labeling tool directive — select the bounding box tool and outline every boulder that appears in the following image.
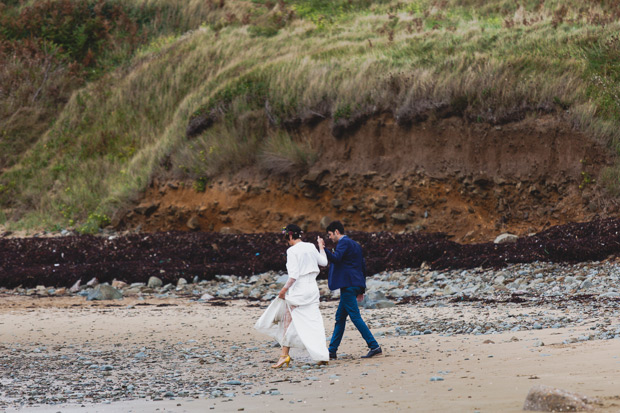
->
[523,385,596,412]
[360,290,395,309]
[87,284,123,301]
[148,276,163,288]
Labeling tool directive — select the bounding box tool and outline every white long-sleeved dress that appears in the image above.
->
[254,241,329,361]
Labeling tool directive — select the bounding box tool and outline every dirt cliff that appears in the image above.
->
[117,114,616,243]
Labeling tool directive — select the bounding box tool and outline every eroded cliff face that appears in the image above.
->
[116,114,616,243]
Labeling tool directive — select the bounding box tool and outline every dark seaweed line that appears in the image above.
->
[1,218,620,289]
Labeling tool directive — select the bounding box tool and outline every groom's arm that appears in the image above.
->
[325,238,349,263]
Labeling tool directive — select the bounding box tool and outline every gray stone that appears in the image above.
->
[372,213,386,222]
[494,233,518,244]
[275,274,289,286]
[86,277,99,287]
[148,276,163,288]
[320,216,333,229]
[523,385,595,412]
[87,285,123,301]
[391,213,411,223]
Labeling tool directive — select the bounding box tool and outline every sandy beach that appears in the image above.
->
[1,293,619,413]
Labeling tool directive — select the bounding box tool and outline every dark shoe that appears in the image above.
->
[329,352,337,360]
[361,347,382,358]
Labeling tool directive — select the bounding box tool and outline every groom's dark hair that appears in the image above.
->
[326,221,345,234]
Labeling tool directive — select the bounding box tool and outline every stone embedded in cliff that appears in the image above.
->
[186,215,200,230]
[374,198,388,208]
[134,202,159,216]
[330,199,343,209]
[394,198,407,209]
[320,216,332,229]
[494,233,518,244]
[391,213,411,223]
[473,174,492,187]
[523,385,596,412]
[302,170,328,186]
[373,213,386,222]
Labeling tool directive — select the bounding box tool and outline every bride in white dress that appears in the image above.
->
[254,224,329,368]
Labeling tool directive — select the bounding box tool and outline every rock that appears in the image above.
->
[360,291,395,309]
[200,293,214,301]
[148,276,163,288]
[134,202,159,216]
[69,279,82,293]
[330,199,343,209]
[320,216,332,229]
[523,385,596,412]
[275,274,289,286]
[86,285,123,301]
[112,279,127,289]
[186,215,200,230]
[177,278,188,288]
[302,170,326,185]
[494,233,518,244]
[391,213,411,223]
[86,277,99,287]
[372,213,386,222]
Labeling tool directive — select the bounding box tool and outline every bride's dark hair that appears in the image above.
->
[282,224,303,240]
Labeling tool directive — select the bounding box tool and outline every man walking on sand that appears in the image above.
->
[318,221,382,359]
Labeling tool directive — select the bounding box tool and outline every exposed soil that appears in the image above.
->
[117,114,616,243]
[3,114,619,289]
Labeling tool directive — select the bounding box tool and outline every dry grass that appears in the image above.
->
[2,0,620,231]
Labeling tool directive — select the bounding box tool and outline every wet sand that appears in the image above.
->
[1,295,620,412]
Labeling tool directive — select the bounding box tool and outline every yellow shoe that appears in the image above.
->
[271,355,291,369]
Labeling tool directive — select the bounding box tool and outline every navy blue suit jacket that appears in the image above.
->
[326,235,366,291]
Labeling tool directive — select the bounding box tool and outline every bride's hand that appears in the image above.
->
[278,288,287,299]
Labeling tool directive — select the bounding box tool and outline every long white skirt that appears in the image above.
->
[254,297,329,362]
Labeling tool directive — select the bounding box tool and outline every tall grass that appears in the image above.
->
[2,0,620,231]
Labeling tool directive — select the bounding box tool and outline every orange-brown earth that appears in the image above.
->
[117,114,617,243]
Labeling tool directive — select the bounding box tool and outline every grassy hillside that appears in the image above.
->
[1,0,620,232]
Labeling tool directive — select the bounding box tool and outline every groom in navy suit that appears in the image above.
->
[318,221,382,359]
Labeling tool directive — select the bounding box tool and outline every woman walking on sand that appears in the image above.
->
[254,224,330,368]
